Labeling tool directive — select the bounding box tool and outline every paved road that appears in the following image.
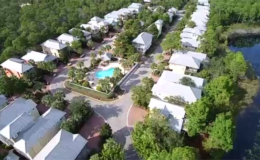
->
[50,15,182,159]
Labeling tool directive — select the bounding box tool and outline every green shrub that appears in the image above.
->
[82,81,90,87]
[96,85,102,92]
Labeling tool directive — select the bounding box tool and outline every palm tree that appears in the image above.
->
[98,50,103,58]
[156,53,164,62]
[87,40,94,49]
[90,52,96,59]
[113,67,123,78]
[105,45,112,51]
[77,61,84,69]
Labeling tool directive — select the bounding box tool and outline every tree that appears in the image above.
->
[113,67,123,79]
[156,53,164,62]
[204,76,234,107]
[41,94,53,107]
[37,61,56,73]
[142,77,155,90]
[129,53,141,62]
[203,112,235,158]
[68,67,76,80]
[98,50,103,57]
[97,77,111,93]
[162,14,170,24]
[132,110,184,159]
[0,76,27,96]
[179,77,196,87]
[161,32,181,52]
[90,154,101,160]
[71,40,82,53]
[76,61,84,69]
[90,52,96,59]
[33,82,44,92]
[41,91,66,110]
[75,70,85,82]
[150,63,157,71]
[171,147,199,160]
[61,117,78,133]
[87,40,94,48]
[100,139,125,160]
[105,44,112,51]
[185,97,212,136]
[187,21,196,28]
[69,97,93,122]
[147,24,159,36]
[100,123,113,142]
[121,59,134,70]
[164,96,187,106]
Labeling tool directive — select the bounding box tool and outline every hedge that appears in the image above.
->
[65,81,116,101]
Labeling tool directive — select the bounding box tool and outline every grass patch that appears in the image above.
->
[64,81,118,102]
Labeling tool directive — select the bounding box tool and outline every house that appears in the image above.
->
[181,38,201,49]
[57,33,79,46]
[4,150,20,160]
[152,80,202,103]
[159,70,205,88]
[81,16,109,34]
[101,53,112,61]
[167,12,174,23]
[149,98,185,133]
[128,3,143,13]
[198,0,210,6]
[182,27,204,36]
[13,108,66,160]
[168,7,178,15]
[144,0,151,3]
[41,39,67,58]
[0,98,39,146]
[104,11,120,24]
[132,32,153,54]
[1,58,34,78]
[169,51,207,73]
[69,28,91,40]
[33,129,88,160]
[154,19,163,36]
[22,51,57,63]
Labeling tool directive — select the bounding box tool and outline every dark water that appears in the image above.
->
[224,44,260,159]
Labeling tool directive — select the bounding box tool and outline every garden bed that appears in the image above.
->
[64,81,118,101]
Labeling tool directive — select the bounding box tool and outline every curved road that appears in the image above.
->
[50,16,182,159]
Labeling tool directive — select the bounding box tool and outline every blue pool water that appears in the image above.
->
[95,68,115,79]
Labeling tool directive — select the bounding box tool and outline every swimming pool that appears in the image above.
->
[95,68,115,79]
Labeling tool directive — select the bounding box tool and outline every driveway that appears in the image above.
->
[49,15,182,159]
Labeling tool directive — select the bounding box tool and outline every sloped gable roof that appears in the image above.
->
[169,54,201,69]
[57,33,79,43]
[13,108,66,154]
[132,32,153,45]
[152,81,202,103]
[1,58,33,73]
[41,39,67,50]
[0,98,37,135]
[22,51,57,62]
[33,129,87,160]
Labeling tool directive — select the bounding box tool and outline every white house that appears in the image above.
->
[33,129,88,160]
[169,51,207,73]
[152,80,202,103]
[132,32,153,54]
[159,70,205,88]
[41,39,67,58]
[144,0,151,3]
[154,19,163,37]
[57,33,79,46]
[168,7,178,15]
[1,58,34,78]
[80,16,109,34]
[128,3,143,13]
[101,53,112,61]
[0,98,39,146]
[69,28,91,40]
[149,98,185,133]
[13,108,66,160]
[181,38,201,49]
[22,51,57,63]
[167,12,174,23]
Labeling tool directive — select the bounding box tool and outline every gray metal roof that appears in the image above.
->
[1,58,33,73]
[34,129,87,160]
[152,80,202,103]
[159,70,205,87]
[132,32,153,45]
[14,108,66,154]
[149,98,185,133]
[169,53,201,69]
[41,39,67,50]
[0,98,37,139]
[22,51,57,62]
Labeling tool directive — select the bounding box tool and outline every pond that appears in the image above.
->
[225,38,260,159]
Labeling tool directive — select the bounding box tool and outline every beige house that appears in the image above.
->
[0,98,39,146]
[41,39,67,58]
[13,108,66,160]
[169,51,208,74]
[34,129,88,160]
